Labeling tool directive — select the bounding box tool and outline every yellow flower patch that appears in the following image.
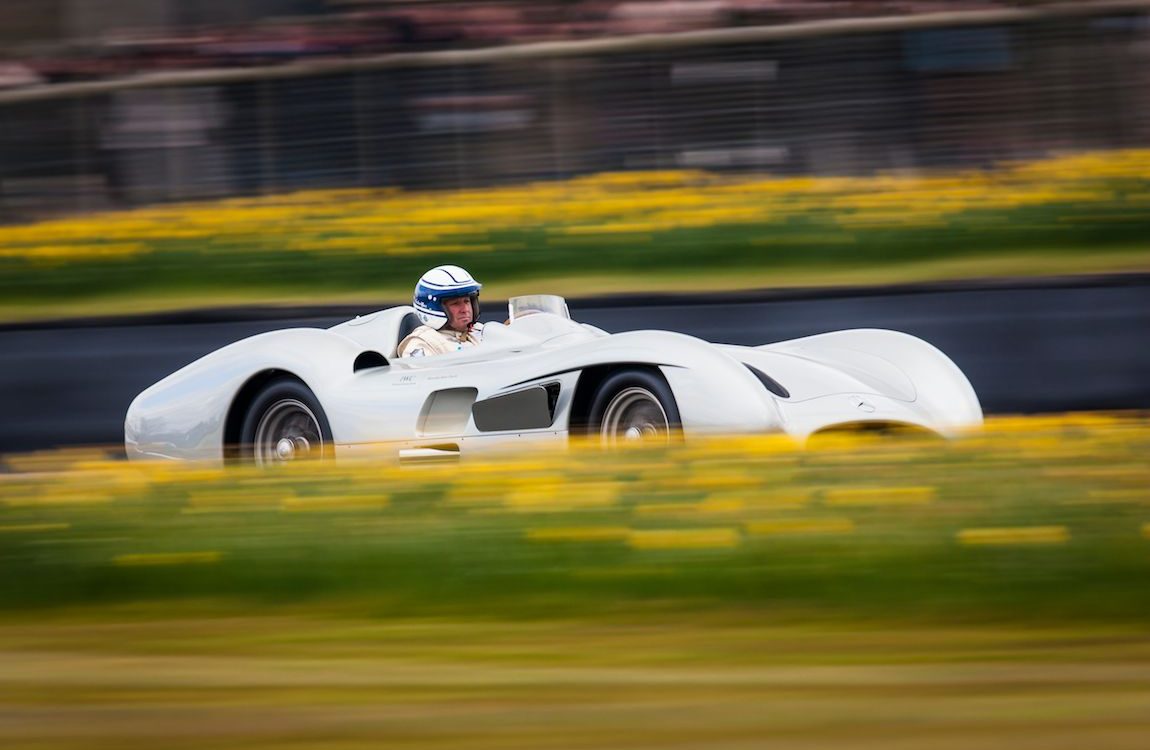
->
[114,551,223,566]
[823,486,935,507]
[0,149,1145,266]
[956,526,1069,546]
[745,518,855,537]
[525,526,631,543]
[628,528,740,550]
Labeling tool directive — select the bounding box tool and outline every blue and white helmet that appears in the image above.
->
[413,265,482,328]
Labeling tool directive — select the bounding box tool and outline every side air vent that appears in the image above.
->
[473,385,557,432]
[745,364,790,399]
[353,351,389,372]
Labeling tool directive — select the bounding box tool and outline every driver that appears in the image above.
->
[397,265,484,357]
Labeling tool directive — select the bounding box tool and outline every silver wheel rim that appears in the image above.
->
[253,398,324,466]
[600,387,670,447]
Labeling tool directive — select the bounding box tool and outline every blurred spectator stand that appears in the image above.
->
[1,1,1149,221]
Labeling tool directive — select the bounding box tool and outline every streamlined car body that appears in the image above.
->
[124,295,982,464]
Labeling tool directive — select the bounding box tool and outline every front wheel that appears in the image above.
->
[239,377,333,466]
[588,369,681,448]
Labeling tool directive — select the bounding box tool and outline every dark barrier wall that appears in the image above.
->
[2,5,1149,221]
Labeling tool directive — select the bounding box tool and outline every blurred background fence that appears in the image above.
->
[2,2,1149,223]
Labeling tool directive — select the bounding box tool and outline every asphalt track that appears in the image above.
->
[1,274,1147,454]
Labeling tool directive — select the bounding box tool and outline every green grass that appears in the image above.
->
[3,419,1150,747]
[2,417,1149,622]
[1,200,1149,322]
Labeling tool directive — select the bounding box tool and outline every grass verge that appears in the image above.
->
[3,415,1150,747]
[2,414,1148,621]
[1,149,1149,322]
[1,613,1148,749]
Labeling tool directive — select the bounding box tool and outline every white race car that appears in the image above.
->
[125,295,982,464]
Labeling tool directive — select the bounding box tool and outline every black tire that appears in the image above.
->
[239,376,334,465]
[587,369,682,447]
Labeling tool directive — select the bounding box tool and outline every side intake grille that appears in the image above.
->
[745,364,790,399]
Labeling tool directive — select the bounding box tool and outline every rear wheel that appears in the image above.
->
[588,369,681,448]
[239,377,333,465]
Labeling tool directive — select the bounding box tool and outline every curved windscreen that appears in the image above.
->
[508,294,570,323]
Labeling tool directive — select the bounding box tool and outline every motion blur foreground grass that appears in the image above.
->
[2,413,1149,622]
[4,415,1150,750]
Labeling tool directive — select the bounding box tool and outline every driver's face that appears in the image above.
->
[443,296,473,332]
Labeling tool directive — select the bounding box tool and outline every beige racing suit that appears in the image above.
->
[397,323,484,358]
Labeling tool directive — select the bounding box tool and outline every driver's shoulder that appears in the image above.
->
[407,324,443,339]
[398,325,448,357]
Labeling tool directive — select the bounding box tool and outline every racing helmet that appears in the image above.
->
[413,265,482,329]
